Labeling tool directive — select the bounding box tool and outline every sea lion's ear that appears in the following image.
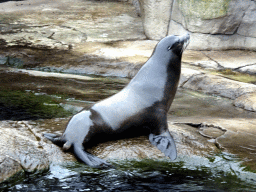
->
[167,40,180,51]
[149,132,177,160]
[167,34,190,55]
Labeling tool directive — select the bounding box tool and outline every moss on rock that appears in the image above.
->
[179,0,231,19]
[0,88,72,120]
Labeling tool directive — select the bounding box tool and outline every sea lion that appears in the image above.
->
[44,34,190,168]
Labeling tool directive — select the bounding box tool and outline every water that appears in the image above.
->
[2,155,256,192]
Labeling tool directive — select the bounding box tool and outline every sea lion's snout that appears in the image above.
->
[179,33,190,52]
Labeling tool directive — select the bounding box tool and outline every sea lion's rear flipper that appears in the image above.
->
[73,143,112,168]
[43,133,65,146]
[149,131,177,160]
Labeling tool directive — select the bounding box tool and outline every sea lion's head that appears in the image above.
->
[152,34,190,61]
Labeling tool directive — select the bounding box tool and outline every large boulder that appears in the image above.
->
[137,0,256,50]
[168,0,256,50]
[0,120,74,183]
[171,0,247,35]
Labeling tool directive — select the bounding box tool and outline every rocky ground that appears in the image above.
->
[0,0,256,183]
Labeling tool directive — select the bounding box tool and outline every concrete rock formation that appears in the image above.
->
[139,0,256,50]
[138,0,173,40]
[0,120,74,183]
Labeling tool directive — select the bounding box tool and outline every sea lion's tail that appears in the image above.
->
[73,143,112,168]
[149,131,177,160]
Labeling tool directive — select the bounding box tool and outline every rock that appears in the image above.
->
[179,67,203,87]
[237,2,256,38]
[0,120,73,183]
[65,15,146,42]
[169,0,256,50]
[0,57,8,65]
[0,0,146,49]
[173,0,249,35]
[86,122,219,160]
[0,25,88,50]
[0,156,23,183]
[182,50,256,74]
[138,0,173,40]
[0,27,70,50]
[172,117,256,170]
[182,50,220,69]
[234,92,256,112]
[202,50,256,70]
[168,123,219,157]
[169,20,256,51]
[131,0,141,16]
[237,64,256,75]
[182,74,256,99]
[93,40,156,59]
[137,0,256,50]
[216,126,256,170]
[88,136,166,160]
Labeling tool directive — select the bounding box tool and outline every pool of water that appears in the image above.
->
[2,154,256,192]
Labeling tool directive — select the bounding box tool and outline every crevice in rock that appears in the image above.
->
[177,122,226,131]
[200,51,224,70]
[234,63,256,70]
[171,18,256,42]
[58,25,88,41]
[179,72,204,87]
[167,0,176,35]
[214,142,222,150]
[4,155,25,172]
[233,11,247,36]
[170,19,192,33]
[182,122,227,138]
[235,2,252,36]
[47,32,55,39]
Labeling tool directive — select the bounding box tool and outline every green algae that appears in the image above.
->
[0,88,72,120]
[213,69,256,84]
[179,0,231,19]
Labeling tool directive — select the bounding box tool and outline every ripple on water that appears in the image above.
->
[2,153,256,192]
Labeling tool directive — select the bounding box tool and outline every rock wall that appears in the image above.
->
[138,0,173,40]
[139,0,256,50]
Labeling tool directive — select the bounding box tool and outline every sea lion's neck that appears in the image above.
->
[127,53,181,108]
[127,56,168,102]
[164,56,182,111]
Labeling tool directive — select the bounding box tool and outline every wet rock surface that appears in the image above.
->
[234,92,256,112]
[182,73,256,99]
[0,120,75,183]
[171,117,256,171]
[0,0,256,186]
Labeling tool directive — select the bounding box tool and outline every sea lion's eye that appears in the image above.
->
[167,46,171,51]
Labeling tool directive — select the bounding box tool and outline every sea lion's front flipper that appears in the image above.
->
[43,133,65,146]
[149,131,177,160]
[73,143,112,168]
